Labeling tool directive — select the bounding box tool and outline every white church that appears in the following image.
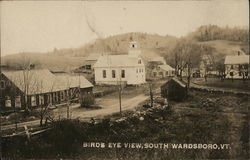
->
[93,41,146,85]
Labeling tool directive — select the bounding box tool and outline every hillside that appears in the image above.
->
[1,53,86,72]
[50,32,178,57]
[1,32,177,71]
[198,40,249,56]
[1,26,249,72]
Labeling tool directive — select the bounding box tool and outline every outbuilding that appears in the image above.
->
[161,77,187,101]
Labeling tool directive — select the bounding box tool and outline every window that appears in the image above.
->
[159,72,163,76]
[47,94,52,104]
[86,65,91,70]
[39,95,44,105]
[231,65,234,69]
[0,80,5,89]
[230,72,234,77]
[166,71,168,76]
[5,100,11,107]
[53,93,57,102]
[60,91,64,100]
[103,70,106,78]
[15,96,21,108]
[121,70,125,78]
[112,70,116,78]
[239,71,242,76]
[172,71,175,75]
[138,59,142,64]
[31,96,36,107]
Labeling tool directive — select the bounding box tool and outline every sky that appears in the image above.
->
[1,0,249,56]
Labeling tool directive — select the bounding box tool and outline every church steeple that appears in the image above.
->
[128,41,141,57]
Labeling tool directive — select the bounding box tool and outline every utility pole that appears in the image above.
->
[118,70,122,115]
[149,81,153,107]
[66,75,71,119]
[14,106,18,132]
[119,81,122,115]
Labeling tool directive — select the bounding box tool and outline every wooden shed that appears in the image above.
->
[161,77,187,101]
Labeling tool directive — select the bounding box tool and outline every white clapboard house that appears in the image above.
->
[224,54,249,79]
[93,41,146,85]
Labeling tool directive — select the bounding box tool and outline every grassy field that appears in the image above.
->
[2,90,249,159]
[192,78,250,92]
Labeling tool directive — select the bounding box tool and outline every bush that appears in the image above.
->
[81,94,95,107]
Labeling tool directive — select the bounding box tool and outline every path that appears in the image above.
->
[1,94,148,131]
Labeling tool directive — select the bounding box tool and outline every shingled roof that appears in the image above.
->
[224,55,249,65]
[2,69,93,95]
[55,75,93,90]
[159,64,175,71]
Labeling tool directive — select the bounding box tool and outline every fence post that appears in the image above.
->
[24,125,30,141]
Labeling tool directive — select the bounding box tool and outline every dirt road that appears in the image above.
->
[73,94,148,120]
[1,94,148,131]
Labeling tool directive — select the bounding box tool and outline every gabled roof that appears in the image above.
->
[2,69,56,95]
[55,75,93,90]
[159,64,175,71]
[2,69,93,95]
[171,77,186,88]
[224,55,249,65]
[93,55,144,68]
[151,56,166,64]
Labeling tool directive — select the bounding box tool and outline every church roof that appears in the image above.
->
[93,55,144,68]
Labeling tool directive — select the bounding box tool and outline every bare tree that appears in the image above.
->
[146,63,155,107]
[38,79,56,126]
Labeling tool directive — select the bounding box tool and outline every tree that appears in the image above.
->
[200,45,216,81]
[14,53,35,112]
[169,39,203,94]
[147,62,156,107]
[170,39,202,83]
[214,55,226,81]
[38,79,56,126]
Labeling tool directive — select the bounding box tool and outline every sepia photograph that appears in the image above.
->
[0,0,249,159]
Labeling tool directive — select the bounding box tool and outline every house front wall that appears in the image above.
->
[225,64,249,79]
[94,66,146,85]
[0,73,25,109]
[150,67,175,78]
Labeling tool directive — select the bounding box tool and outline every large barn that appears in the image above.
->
[0,69,93,109]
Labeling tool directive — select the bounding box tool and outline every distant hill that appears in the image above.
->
[1,32,177,71]
[50,32,178,57]
[188,25,249,44]
[1,53,86,72]
[198,40,249,56]
[1,26,249,72]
